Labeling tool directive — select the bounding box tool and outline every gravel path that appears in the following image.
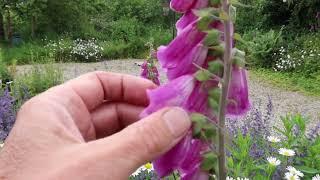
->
[17,59,320,129]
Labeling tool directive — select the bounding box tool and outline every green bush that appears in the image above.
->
[239,29,283,68]
[14,63,63,97]
[272,32,320,77]
[2,42,50,65]
[0,49,13,83]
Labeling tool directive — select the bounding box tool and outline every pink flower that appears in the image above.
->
[157,22,207,80]
[227,67,250,116]
[153,133,209,180]
[140,75,195,117]
[176,11,199,35]
[170,0,208,13]
[140,61,161,85]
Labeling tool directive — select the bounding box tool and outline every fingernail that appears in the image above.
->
[163,107,191,138]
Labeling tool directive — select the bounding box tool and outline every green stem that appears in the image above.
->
[218,0,233,179]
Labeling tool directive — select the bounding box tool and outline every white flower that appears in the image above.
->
[267,136,281,143]
[227,177,249,180]
[267,157,281,166]
[286,166,304,177]
[287,55,291,58]
[132,163,153,176]
[279,148,295,157]
[285,172,300,180]
[312,174,320,180]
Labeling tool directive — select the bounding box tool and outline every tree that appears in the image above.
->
[0,11,5,41]
[15,0,47,38]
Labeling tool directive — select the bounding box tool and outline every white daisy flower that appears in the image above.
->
[132,163,153,176]
[279,148,295,157]
[284,172,300,180]
[267,136,281,143]
[312,174,320,180]
[286,166,304,177]
[267,157,281,166]
[227,177,235,180]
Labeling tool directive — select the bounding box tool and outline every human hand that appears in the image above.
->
[0,72,191,180]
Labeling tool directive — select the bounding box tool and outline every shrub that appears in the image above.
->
[260,0,320,30]
[0,61,12,84]
[14,63,63,97]
[272,32,320,77]
[70,38,103,62]
[2,42,50,64]
[44,38,73,62]
[239,29,283,68]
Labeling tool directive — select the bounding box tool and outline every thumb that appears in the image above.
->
[89,107,191,178]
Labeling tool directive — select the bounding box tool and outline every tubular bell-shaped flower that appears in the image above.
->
[157,22,208,81]
[170,0,209,13]
[141,75,195,117]
[176,11,199,35]
[140,61,160,85]
[227,67,250,116]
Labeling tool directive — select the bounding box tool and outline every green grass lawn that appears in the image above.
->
[250,68,320,97]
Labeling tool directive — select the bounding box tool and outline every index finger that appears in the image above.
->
[62,71,156,110]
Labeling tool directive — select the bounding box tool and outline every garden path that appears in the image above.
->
[17,59,320,129]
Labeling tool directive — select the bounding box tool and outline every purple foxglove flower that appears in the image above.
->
[166,44,208,80]
[153,133,193,177]
[176,11,199,35]
[192,0,209,9]
[140,75,195,117]
[170,0,209,13]
[179,139,209,180]
[140,62,149,79]
[157,22,207,79]
[140,61,161,86]
[227,67,250,116]
[185,82,217,120]
[170,0,195,13]
[154,133,209,180]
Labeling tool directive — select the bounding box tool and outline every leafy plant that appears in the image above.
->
[14,63,63,97]
[239,29,283,68]
[0,87,16,141]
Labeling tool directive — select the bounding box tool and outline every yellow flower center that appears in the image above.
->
[144,163,152,170]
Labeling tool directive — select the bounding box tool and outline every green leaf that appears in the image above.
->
[297,166,320,174]
[219,11,229,21]
[209,45,225,57]
[210,0,221,6]
[202,125,217,141]
[230,0,251,7]
[230,5,237,22]
[201,152,218,171]
[233,57,246,67]
[196,70,211,82]
[197,16,213,31]
[208,88,221,102]
[208,97,219,110]
[191,113,207,137]
[204,29,220,46]
[233,33,247,44]
[193,8,215,17]
[208,60,224,75]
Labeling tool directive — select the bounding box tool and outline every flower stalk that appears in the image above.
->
[218,0,233,179]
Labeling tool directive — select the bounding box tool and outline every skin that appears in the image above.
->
[0,72,191,180]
